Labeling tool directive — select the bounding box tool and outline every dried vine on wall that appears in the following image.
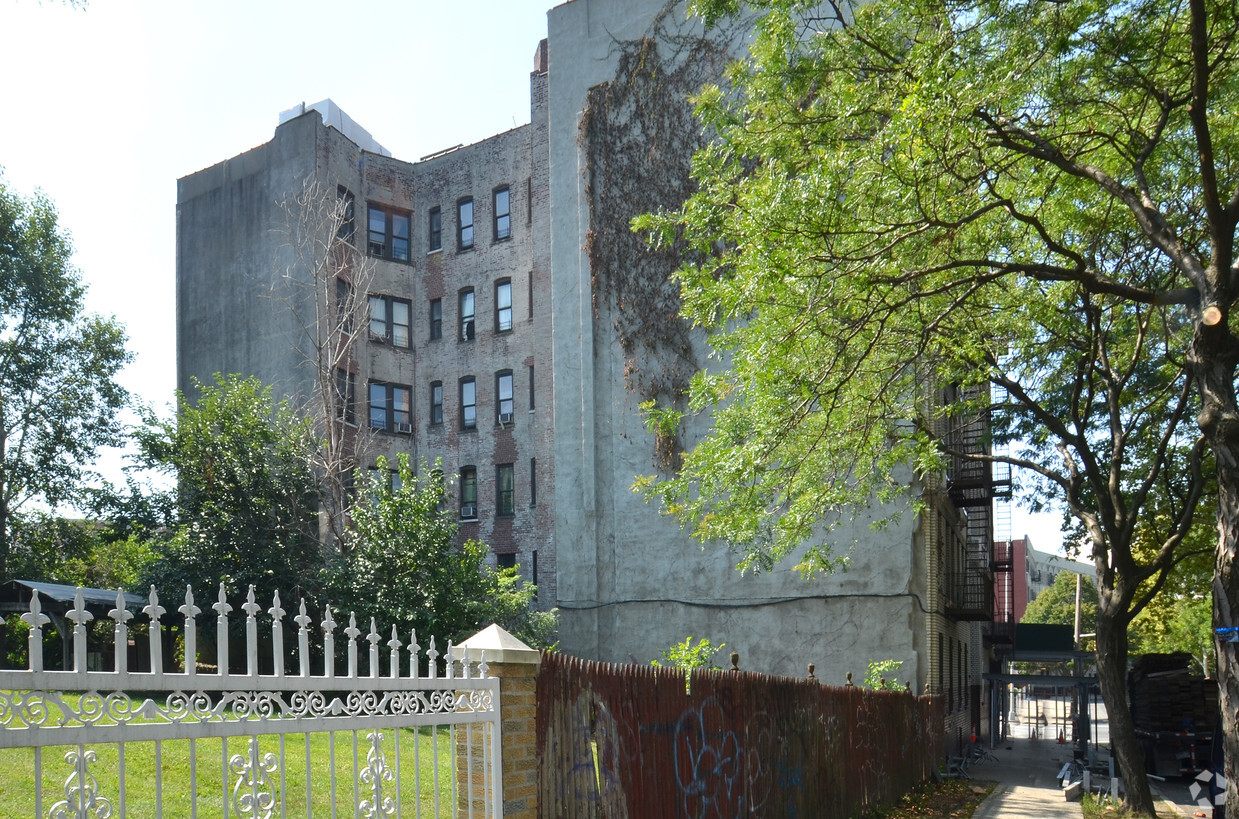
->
[581,2,736,468]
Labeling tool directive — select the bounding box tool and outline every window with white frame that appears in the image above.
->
[429,298,442,340]
[430,381,443,425]
[493,186,510,241]
[495,279,512,332]
[457,198,474,250]
[496,371,513,424]
[460,377,476,430]
[459,289,475,341]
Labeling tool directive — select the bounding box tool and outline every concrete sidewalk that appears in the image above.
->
[966,736,1191,818]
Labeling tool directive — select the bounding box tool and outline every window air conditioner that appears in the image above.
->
[460,503,477,519]
[498,412,514,425]
[396,422,413,434]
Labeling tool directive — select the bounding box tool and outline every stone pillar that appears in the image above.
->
[457,623,541,818]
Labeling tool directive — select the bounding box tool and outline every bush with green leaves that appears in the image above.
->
[328,455,556,649]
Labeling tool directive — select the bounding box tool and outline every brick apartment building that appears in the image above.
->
[177,1,997,743]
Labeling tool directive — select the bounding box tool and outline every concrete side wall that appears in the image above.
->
[177,112,325,403]
[546,0,937,680]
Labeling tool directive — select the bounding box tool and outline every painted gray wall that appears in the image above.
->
[546,0,935,682]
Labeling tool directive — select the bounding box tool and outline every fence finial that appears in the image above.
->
[322,605,337,678]
[294,599,312,677]
[367,618,381,679]
[345,612,361,679]
[269,591,286,676]
[242,586,261,676]
[729,651,739,672]
[68,587,94,673]
[21,591,50,672]
[179,586,201,676]
[213,582,232,676]
[387,625,402,679]
[111,589,134,674]
[427,635,439,679]
[408,629,421,679]
[807,663,816,680]
[846,672,853,686]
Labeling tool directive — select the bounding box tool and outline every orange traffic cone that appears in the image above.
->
[1058,729,1065,744]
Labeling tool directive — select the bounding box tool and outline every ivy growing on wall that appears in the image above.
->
[580,2,739,468]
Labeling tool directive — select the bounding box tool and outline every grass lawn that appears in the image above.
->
[0,693,467,817]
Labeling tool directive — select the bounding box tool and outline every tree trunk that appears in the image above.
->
[1095,598,1156,814]
[1215,462,1239,819]
[1190,321,1239,817]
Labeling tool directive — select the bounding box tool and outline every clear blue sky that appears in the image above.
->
[0,0,1067,551]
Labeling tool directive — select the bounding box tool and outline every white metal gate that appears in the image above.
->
[0,583,502,818]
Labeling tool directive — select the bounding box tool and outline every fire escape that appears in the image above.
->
[944,385,1012,626]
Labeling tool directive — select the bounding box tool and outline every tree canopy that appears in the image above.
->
[134,374,323,606]
[1022,571,1099,636]
[637,0,1239,812]
[329,454,556,648]
[0,174,130,575]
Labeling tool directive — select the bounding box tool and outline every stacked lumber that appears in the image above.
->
[1129,653,1217,733]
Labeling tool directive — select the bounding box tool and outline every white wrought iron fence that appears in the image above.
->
[0,583,502,818]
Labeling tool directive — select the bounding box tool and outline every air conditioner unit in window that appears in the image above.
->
[396,422,413,434]
[462,320,475,340]
[460,503,477,519]
[369,332,387,344]
[498,412,514,425]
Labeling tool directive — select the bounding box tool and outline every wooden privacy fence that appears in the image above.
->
[537,653,944,818]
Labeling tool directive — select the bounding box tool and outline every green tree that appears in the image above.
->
[0,175,131,575]
[7,511,153,590]
[651,636,726,670]
[329,455,556,648]
[636,1,1239,812]
[135,374,323,606]
[1022,572,1099,637]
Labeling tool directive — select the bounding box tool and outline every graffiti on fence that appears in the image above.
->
[537,652,944,818]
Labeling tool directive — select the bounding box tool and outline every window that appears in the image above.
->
[460,466,478,519]
[530,457,537,506]
[367,466,402,493]
[337,186,355,245]
[497,553,516,570]
[336,278,354,334]
[460,378,476,429]
[428,207,442,252]
[532,550,538,585]
[495,280,512,332]
[528,272,534,318]
[430,381,443,425]
[528,365,535,410]
[457,198,474,250]
[459,289,475,341]
[497,464,514,516]
[493,187,510,240]
[369,295,411,347]
[334,368,356,425]
[367,205,410,261]
[429,299,442,340]
[496,371,513,424]
[369,382,412,433]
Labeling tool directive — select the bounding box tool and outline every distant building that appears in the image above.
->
[993,535,1096,629]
